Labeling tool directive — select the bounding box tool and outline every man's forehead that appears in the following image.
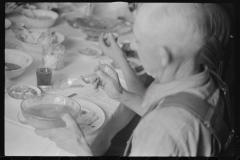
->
[133,3,207,39]
[133,3,167,40]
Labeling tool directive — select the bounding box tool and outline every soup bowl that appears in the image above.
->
[15,31,65,54]
[5,49,33,79]
[20,94,81,129]
[22,9,59,29]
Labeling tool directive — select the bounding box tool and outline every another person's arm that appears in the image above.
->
[5,2,18,14]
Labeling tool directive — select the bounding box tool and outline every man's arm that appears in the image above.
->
[117,58,147,98]
[116,87,148,116]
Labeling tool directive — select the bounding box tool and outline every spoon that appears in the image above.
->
[68,93,78,98]
[53,75,81,90]
[52,74,96,90]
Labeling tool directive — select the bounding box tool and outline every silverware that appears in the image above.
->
[68,93,78,98]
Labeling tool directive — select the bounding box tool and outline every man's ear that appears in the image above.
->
[158,47,170,67]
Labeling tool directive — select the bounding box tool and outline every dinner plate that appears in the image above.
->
[17,98,106,134]
[7,85,41,101]
[5,19,12,29]
[74,99,105,135]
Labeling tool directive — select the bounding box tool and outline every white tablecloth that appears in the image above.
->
[5,10,135,156]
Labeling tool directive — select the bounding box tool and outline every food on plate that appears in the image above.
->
[25,104,77,119]
[78,48,99,56]
[5,63,21,71]
[16,27,58,45]
[76,108,99,129]
[69,16,108,29]
[66,16,120,33]
[8,85,38,100]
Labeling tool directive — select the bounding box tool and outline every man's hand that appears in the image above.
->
[99,33,127,67]
[34,113,93,156]
[89,64,125,101]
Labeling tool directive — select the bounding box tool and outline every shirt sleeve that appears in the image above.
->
[129,106,210,156]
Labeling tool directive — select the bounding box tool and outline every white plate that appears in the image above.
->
[5,19,12,29]
[76,42,102,58]
[16,98,105,134]
[74,99,105,135]
[7,85,41,101]
[69,37,102,58]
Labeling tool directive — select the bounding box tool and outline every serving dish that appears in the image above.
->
[15,29,65,54]
[63,14,121,38]
[22,9,59,28]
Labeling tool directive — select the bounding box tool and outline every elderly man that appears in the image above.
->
[35,3,231,156]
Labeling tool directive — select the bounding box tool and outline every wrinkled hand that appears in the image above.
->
[34,113,92,156]
[90,64,124,100]
[99,32,126,66]
[5,3,18,14]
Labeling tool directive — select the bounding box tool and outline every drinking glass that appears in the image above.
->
[36,63,52,87]
[42,44,65,70]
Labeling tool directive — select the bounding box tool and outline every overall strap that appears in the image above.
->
[124,71,234,156]
[160,92,230,154]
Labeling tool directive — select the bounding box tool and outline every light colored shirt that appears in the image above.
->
[130,66,222,156]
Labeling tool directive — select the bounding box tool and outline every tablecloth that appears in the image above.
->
[5,9,135,156]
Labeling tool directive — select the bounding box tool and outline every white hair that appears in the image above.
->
[139,3,212,56]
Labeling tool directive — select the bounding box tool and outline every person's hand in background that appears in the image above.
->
[5,2,18,14]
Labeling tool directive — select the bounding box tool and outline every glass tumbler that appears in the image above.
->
[42,44,65,70]
[36,63,52,87]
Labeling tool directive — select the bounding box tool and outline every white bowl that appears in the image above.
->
[22,9,59,29]
[5,49,33,79]
[16,31,65,54]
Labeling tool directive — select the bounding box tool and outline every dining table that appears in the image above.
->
[4,7,136,156]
